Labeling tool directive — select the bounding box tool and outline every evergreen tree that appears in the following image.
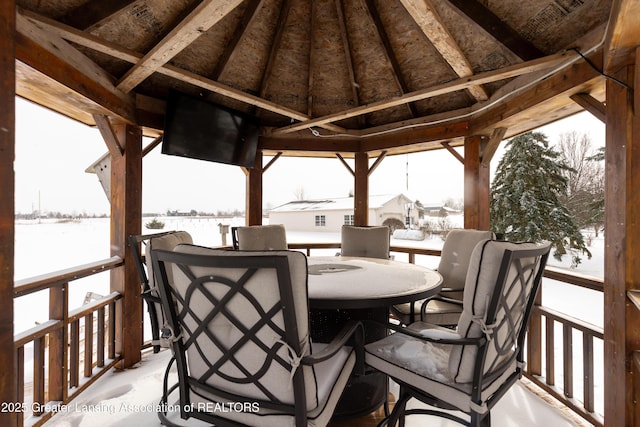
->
[490,132,591,266]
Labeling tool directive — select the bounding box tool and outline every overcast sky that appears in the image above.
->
[14,98,605,215]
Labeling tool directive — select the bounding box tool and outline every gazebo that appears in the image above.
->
[1,0,638,425]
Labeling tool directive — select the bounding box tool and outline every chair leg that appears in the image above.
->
[470,410,491,427]
[386,388,410,427]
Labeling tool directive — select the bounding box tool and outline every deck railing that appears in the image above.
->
[12,243,604,427]
[13,257,123,427]
[290,242,605,427]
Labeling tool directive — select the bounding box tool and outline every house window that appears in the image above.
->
[315,215,326,227]
[344,214,354,225]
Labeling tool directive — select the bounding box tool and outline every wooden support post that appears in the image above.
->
[464,135,490,230]
[0,0,16,424]
[354,152,369,226]
[109,123,142,368]
[604,56,640,427]
[245,151,263,225]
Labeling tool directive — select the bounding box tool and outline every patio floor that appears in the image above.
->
[46,349,590,427]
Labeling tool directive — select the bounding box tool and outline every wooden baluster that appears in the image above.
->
[84,314,93,377]
[545,317,555,386]
[97,307,105,367]
[33,336,45,416]
[563,324,573,398]
[70,320,80,387]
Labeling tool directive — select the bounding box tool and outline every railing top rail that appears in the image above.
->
[14,256,123,298]
[543,265,603,292]
[14,319,62,348]
[68,292,121,321]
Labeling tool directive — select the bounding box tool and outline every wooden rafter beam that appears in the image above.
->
[116,0,244,93]
[471,59,601,134]
[20,9,347,134]
[335,0,365,128]
[273,50,578,134]
[365,0,416,116]
[60,0,137,30]
[399,0,488,102]
[441,0,544,61]
[258,0,290,103]
[211,0,264,81]
[604,0,640,74]
[308,1,316,117]
[570,93,606,123]
[15,8,136,122]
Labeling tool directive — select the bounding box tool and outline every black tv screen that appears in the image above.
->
[162,91,259,168]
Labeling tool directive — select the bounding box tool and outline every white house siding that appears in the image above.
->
[269,194,419,232]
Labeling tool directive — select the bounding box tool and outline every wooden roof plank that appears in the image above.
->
[21,8,348,134]
[116,0,245,93]
[365,0,416,116]
[60,0,138,30]
[210,0,264,80]
[399,0,488,102]
[441,0,545,61]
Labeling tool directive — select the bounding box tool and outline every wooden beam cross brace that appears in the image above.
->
[94,114,124,157]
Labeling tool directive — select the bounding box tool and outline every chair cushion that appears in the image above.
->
[340,225,390,259]
[437,229,494,292]
[365,332,515,413]
[365,322,515,414]
[146,231,193,290]
[237,224,288,250]
[450,240,545,383]
[188,342,355,427]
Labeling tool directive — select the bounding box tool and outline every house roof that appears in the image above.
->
[13,0,631,160]
[271,193,411,212]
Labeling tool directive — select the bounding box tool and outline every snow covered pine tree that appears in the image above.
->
[490,131,590,267]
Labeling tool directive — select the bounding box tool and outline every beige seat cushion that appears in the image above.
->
[237,224,288,250]
[340,225,390,259]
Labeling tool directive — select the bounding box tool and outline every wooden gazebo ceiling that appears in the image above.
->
[13,0,637,159]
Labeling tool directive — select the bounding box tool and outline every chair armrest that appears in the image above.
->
[383,321,483,346]
[302,320,365,374]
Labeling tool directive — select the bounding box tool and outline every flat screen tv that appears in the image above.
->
[162,91,259,168]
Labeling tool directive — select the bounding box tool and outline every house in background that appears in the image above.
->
[269,194,418,232]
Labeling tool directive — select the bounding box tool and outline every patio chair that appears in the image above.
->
[340,225,390,259]
[232,224,288,250]
[151,245,364,427]
[128,230,193,353]
[391,229,495,325]
[365,239,551,427]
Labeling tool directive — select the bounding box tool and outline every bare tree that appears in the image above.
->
[556,131,604,237]
[293,186,306,201]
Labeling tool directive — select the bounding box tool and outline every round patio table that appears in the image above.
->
[306,256,443,418]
